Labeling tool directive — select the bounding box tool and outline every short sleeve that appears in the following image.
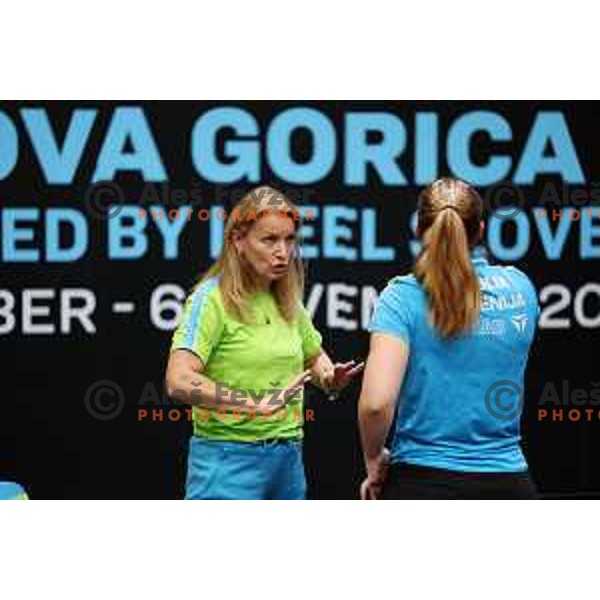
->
[368,279,413,345]
[171,280,224,365]
[297,305,322,360]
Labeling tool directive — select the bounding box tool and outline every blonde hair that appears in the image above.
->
[414,177,483,338]
[199,186,304,323]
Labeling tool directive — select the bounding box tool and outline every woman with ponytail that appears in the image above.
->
[358,178,540,499]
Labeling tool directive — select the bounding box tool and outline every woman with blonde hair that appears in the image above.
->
[359,177,540,499]
[166,186,363,499]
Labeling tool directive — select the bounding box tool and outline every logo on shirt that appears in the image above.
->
[476,318,506,336]
[511,314,529,333]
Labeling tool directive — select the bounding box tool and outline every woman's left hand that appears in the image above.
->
[360,448,390,500]
[323,360,365,392]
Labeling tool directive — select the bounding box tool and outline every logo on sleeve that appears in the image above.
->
[511,314,529,333]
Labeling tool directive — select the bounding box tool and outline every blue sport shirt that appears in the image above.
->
[368,246,539,472]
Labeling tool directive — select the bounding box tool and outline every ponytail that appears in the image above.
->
[414,205,481,338]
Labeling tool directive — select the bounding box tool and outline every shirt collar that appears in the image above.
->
[470,245,489,267]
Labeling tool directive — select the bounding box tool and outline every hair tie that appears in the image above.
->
[439,204,461,214]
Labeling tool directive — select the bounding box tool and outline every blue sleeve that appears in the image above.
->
[368,279,413,345]
[171,279,224,365]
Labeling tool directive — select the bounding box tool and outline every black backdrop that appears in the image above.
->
[0,101,598,499]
